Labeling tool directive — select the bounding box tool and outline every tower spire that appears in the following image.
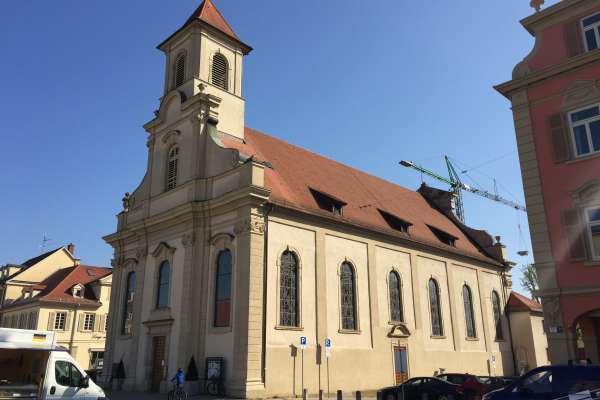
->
[185,0,239,40]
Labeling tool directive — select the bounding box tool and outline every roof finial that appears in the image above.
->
[530,0,544,12]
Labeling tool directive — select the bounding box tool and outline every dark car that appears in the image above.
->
[438,374,487,400]
[478,377,518,393]
[482,365,600,400]
[378,377,464,400]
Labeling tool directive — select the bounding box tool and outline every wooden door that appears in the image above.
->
[151,336,166,392]
[394,346,408,385]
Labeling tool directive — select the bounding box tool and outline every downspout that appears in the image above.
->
[501,270,518,374]
[261,203,274,384]
[69,305,79,353]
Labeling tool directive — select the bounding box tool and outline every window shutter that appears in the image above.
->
[94,314,101,332]
[47,312,56,330]
[564,20,584,57]
[549,113,571,163]
[65,312,71,331]
[563,208,588,260]
[77,315,84,332]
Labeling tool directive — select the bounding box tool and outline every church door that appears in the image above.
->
[393,346,408,385]
[151,336,166,392]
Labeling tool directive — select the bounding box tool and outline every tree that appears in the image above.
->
[520,264,540,303]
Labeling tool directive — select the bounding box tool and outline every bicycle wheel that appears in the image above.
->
[207,381,219,395]
[168,390,174,400]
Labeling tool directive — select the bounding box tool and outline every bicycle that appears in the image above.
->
[168,383,188,400]
[206,378,221,396]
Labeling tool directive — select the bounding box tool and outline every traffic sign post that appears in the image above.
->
[325,338,331,400]
[300,336,307,399]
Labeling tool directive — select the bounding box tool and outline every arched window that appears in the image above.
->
[166,146,179,191]
[492,290,504,340]
[211,53,228,90]
[156,261,170,309]
[463,285,476,338]
[428,278,443,336]
[174,53,186,88]
[121,272,135,335]
[388,271,404,322]
[340,262,357,330]
[279,251,299,327]
[214,250,232,327]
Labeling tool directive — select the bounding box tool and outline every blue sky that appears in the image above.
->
[0,0,559,295]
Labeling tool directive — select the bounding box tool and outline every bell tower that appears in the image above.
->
[157,0,252,139]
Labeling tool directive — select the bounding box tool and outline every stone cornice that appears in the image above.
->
[520,0,589,35]
[495,49,600,98]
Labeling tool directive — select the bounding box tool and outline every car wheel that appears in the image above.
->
[386,393,397,400]
[438,394,449,400]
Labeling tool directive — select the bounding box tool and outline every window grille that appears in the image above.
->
[211,53,228,90]
[429,279,443,336]
[389,271,404,322]
[340,262,357,330]
[122,272,135,335]
[214,250,232,327]
[463,285,476,338]
[279,251,299,327]
[492,290,503,340]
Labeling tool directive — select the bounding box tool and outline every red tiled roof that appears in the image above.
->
[223,128,495,263]
[507,291,543,313]
[39,265,111,305]
[2,265,111,309]
[185,0,238,40]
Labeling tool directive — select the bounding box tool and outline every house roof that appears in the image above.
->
[507,291,543,313]
[1,265,111,309]
[222,128,499,264]
[2,247,64,281]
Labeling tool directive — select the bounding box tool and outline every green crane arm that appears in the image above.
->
[399,160,457,188]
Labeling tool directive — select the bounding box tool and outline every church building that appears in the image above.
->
[103,1,518,397]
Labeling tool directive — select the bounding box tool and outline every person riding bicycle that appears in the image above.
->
[171,368,185,388]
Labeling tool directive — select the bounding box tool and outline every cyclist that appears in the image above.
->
[171,368,185,388]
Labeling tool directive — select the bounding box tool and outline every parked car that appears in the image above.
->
[477,377,518,393]
[378,377,464,400]
[482,365,600,400]
[438,374,487,400]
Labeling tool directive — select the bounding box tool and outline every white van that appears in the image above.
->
[0,328,107,400]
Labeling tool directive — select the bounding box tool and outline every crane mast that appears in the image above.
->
[399,156,526,223]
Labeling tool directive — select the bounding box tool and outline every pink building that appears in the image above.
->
[497,0,600,364]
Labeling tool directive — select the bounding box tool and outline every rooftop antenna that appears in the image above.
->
[40,234,52,253]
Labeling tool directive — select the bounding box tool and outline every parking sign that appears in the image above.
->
[300,336,307,349]
[325,338,331,357]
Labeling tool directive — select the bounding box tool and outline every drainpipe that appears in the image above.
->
[261,203,273,384]
[501,271,518,374]
[69,305,79,353]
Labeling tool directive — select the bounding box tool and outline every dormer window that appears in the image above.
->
[309,188,346,216]
[166,146,179,191]
[428,225,457,247]
[211,53,229,90]
[582,13,600,51]
[174,53,186,88]
[73,285,84,298]
[378,209,411,234]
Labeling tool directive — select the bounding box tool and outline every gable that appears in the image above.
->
[11,249,75,284]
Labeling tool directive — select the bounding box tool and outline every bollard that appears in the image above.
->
[319,390,324,400]
[337,389,343,400]
[303,389,307,400]
[356,391,362,400]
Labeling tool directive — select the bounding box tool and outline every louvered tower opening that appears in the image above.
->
[166,146,179,191]
[174,54,186,88]
[212,53,228,90]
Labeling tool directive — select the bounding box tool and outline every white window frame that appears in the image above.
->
[83,313,95,331]
[585,206,600,261]
[567,104,600,158]
[54,312,66,331]
[581,12,600,52]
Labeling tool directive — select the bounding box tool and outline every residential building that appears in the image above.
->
[102,0,546,397]
[506,292,550,373]
[0,245,112,370]
[496,0,600,364]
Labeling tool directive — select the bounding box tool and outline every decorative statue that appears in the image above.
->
[122,192,130,213]
[530,0,544,12]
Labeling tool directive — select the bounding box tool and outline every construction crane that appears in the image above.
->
[399,156,527,223]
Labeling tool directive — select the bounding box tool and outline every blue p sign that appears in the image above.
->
[300,336,307,349]
[325,338,331,348]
